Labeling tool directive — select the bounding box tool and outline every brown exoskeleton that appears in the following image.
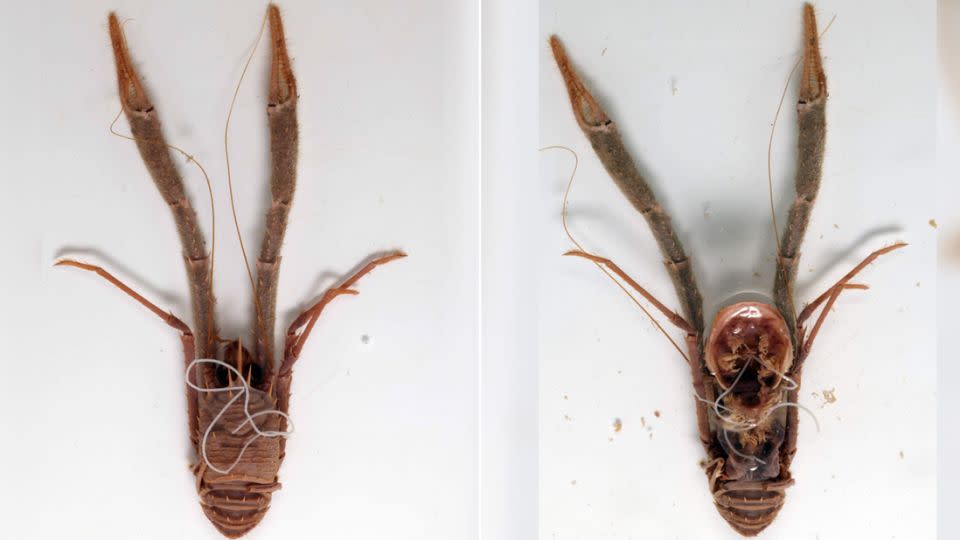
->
[550,4,904,536]
[57,5,404,538]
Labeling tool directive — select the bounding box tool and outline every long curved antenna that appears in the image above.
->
[541,146,690,363]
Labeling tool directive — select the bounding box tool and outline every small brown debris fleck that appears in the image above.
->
[899,450,905,459]
[612,418,622,433]
[563,394,569,400]
[563,414,572,422]
[929,219,938,229]
[821,388,837,407]
[654,410,661,418]
[601,47,607,56]
[570,480,577,486]
[916,282,921,288]
[833,223,839,229]
[753,271,761,278]
[640,416,646,427]
[649,432,654,439]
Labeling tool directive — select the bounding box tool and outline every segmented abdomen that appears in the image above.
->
[712,477,793,537]
[198,473,281,538]
[194,389,284,538]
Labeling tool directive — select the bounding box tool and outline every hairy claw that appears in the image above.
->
[107,13,151,113]
[268,4,297,107]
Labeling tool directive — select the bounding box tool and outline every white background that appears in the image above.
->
[0,1,478,539]
[0,1,951,539]
[540,1,937,539]
[480,0,539,539]
[938,1,960,538]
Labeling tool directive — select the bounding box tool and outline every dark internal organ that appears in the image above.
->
[705,302,794,479]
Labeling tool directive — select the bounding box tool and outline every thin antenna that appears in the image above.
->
[224,10,269,323]
[767,14,836,253]
[540,145,689,364]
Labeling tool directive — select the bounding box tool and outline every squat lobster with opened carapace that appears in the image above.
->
[57,5,405,538]
[550,3,905,536]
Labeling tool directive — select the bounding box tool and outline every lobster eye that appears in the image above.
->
[214,364,231,387]
[244,363,265,387]
[213,363,265,387]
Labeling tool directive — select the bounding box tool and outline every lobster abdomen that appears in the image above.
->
[195,388,284,537]
[712,476,794,537]
[198,475,281,538]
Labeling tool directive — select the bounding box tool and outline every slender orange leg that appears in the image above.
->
[55,259,191,334]
[563,249,695,334]
[55,259,201,444]
[798,242,907,357]
[798,283,868,325]
[280,251,407,373]
[272,251,406,427]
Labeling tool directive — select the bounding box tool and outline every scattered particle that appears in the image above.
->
[608,437,614,442]
[360,334,371,345]
[670,76,678,95]
[617,370,622,375]
[563,414,572,422]
[916,282,921,287]
[821,388,837,407]
[346,369,351,376]
[570,480,577,486]
[612,418,622,432]
[654,410,661,418]
[753,271,761,278]
[929,219,938,229]
[833,224,839,229]
[649,432,654,440]
[563,394,569,400]
[819,234,824,239]
[601,47,607,56]
[899,450,905,459]
[640,416,646,427]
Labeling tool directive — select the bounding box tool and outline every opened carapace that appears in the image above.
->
[550,3,904,535]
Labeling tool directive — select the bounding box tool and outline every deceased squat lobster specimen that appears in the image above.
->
[550,4,904,536]
[57,6,404,538]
